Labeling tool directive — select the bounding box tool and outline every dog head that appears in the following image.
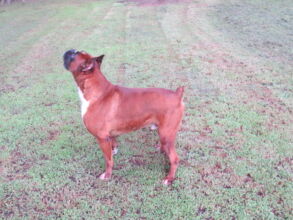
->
[63,49,104,73]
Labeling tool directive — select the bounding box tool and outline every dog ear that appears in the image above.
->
[80,59,94,72]
[95,55,105,65]
[80,55,104,72]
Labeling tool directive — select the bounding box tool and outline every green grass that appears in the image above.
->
[0,0,292,219]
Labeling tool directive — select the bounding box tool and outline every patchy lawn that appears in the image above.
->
[0,0,292,219]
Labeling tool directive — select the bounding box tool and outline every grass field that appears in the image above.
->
[0,0,292,219]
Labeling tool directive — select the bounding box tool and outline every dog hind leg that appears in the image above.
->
[158,108,183,185]
[158,121,180,185]
[159,133,179,185]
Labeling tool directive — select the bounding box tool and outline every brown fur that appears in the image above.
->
[66,51,184,184]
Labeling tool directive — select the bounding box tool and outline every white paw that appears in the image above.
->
[162,178,173,185]
[113,147,118,155]
[162,179,170,185]
[99,173,107,180]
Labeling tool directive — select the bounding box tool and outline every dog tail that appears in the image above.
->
[176,86,185,100]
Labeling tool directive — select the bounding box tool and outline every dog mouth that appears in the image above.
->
[63,49,79,70]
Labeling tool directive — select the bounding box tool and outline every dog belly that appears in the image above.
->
[110,117,156,136]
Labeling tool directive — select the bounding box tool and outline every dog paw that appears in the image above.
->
[112,147,118,155]
[162,178,174,185]
[99,172,111,180]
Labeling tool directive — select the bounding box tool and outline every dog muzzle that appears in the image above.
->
[63,49,79,70]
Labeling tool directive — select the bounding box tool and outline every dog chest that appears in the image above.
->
[77,87,89,118]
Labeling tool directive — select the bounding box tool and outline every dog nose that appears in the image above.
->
[63,49,78,70]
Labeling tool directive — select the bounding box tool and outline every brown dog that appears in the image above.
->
[63,49,184,184]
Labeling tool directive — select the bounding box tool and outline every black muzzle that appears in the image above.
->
[63,49,78,70]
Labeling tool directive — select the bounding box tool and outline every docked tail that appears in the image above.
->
[176,86,185,100]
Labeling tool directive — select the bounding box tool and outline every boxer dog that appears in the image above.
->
[63,49,184,185]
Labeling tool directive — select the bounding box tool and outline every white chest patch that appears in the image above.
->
[77,87,89,118]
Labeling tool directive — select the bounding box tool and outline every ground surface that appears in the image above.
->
[0,0,292,219]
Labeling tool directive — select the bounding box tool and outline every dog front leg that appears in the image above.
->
[97,137,113,180]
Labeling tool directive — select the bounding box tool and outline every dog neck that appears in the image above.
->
[73,68,112,92]
[72,68,114,105]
